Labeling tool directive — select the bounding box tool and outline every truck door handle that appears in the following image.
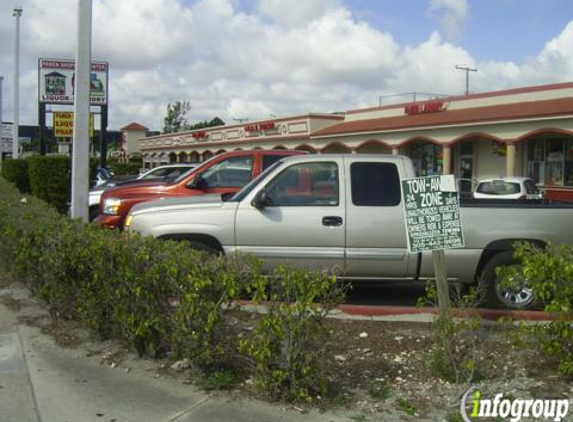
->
[322,216,343,227]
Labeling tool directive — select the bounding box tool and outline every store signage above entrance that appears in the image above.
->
[191,131,207,139]
[401,174,464,253]
[38,58,109,105]
[244,122,275,132]
[404,100,447,115]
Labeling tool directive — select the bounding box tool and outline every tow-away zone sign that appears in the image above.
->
[401,174,464,253]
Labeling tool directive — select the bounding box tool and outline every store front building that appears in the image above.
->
[139,82,573,200]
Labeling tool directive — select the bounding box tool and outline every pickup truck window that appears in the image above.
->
[264,162,339,207]
[351,162,401,206]
[200,156,253,188]
[262,154,286,170]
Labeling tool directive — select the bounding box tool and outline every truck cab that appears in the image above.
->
[95,149,305,230]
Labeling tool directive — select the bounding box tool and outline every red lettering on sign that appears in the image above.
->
[244,122,275,132]
[192,131,207,138]
[404,101,446,115]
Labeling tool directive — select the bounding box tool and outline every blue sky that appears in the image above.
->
[346,0,573,61]
[0,0,572,129]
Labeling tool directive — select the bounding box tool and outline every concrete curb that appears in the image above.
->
[237,300,555,322]
[337,304,555,321]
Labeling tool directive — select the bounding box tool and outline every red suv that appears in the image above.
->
[95,149,305,230]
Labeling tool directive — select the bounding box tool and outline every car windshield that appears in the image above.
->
[171,156,223,183]
[228,160,284,202]
[476,180,521,195]
[163,167,196,182]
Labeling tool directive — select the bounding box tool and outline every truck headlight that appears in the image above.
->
[103,198,121,215]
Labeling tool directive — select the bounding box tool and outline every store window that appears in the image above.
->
[527,138,573,187]
[407,142,443,176]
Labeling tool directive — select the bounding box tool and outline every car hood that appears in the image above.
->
[130,194,224,215]
[104,180,171,195]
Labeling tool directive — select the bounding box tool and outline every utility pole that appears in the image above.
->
[13,6,23,158]
[70,0,92,222]
[455,65,477,95]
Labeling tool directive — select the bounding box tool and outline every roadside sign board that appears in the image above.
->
[53,111,94,138]
[38,58,108,106]
[401,174,464,253]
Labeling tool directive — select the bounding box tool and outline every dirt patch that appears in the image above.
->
[1,281,570,420]
[0,294,26,311]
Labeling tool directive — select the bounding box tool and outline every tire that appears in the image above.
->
[480,251,534,309]
[184,240,221,256]
[89,206,100,222]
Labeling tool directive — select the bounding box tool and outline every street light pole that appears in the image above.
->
[13,6,23,159]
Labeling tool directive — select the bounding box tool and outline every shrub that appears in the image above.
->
[1,158,30,193]
[418,283,483,384]
[109,161,141,175]
[27,155,71,214]
[171,254,257,370]
[0,177,350,401]
[499,242,573,377]
[240,266,346,403]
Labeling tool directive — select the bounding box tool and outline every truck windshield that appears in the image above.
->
[228,161,283,202]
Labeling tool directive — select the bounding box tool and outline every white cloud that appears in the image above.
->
[257,0,341,27]
[429,0,469,41]
[0,0,572,132]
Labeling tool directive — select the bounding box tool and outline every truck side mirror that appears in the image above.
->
[252,190,271,209]
[188,175,207,191]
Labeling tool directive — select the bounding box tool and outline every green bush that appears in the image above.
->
[27,155,71,214]
[418,283,483,384]
[1,158,30,193]
[240,266,346,403]
[172,254,257,370]
[109,161,141,175]
[0,177,348,401]
[500,242,573,376]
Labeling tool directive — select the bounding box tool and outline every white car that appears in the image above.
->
[473,177,543,200]
[89,163,198,220]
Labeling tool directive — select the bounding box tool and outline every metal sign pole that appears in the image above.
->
[70,0,92,222]
[432,249,452,321]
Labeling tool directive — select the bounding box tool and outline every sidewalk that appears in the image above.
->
[0,282,349,422]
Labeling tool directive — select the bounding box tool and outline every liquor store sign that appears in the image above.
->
[38,58,109,105]
[53,112,94,138]
[401,175,464,253]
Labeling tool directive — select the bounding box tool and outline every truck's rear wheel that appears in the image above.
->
[480,251,534,309]
[183,240,222,256]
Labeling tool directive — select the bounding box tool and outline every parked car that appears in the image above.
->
[95,150,306,229]
[88,163,198,221]
[125,154,573,309]
[473,177,543,200]
[92,166,114,188]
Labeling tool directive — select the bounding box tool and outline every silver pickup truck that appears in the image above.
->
[125,154,573,309]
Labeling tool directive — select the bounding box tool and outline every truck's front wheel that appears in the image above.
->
[480,251,534,309]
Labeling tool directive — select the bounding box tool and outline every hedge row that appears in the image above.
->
[0,176,344,402]
[1,156,99,214]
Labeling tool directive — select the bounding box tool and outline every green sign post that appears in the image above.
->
[401,174,465,318]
